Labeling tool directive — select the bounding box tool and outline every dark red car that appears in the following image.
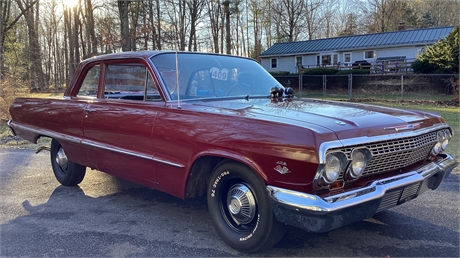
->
[8,51,458,252]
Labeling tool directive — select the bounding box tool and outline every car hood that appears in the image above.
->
[190,98,444,140]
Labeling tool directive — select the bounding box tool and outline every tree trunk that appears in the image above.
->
[130,1,139,51]
[16,0,45,91]
[118,1,131,51]
[155,0,162,50]
[223,1,231,54]
[85,0,97,56]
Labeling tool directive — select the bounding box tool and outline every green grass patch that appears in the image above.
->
[300,90,454,102]
[0,122,50,149]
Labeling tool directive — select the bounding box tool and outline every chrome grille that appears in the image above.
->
[333,130,438,181]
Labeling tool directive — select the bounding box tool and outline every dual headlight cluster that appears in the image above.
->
[321,148,373,185]
[430,129,452,156]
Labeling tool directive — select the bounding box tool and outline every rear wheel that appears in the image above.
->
[50,139,86,186]
[207,161,285,253]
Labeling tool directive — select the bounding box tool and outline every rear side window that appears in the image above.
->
[77,65,100,97]
[104,64,161,101]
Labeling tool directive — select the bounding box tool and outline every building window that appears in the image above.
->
[333,54,338,65]
[271,58,277,68]
[296,56,302,67]
[322,55,331,66]
[364,50,375,59]
[344,53,351,63]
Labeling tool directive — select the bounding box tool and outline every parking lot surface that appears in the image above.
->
[1,149,458,257]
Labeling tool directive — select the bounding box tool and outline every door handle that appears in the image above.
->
[84,109,97,115]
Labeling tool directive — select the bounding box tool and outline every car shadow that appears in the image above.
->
[2,170,458,257]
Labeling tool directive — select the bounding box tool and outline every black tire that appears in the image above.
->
[50,139,86,186]
[207,161,286,253]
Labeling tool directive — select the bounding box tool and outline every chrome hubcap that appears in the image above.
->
[55,147,68,171]
[227,183,256,225]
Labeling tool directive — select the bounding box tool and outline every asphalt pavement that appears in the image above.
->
[1,148,459,257]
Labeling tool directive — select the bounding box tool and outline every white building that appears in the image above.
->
[260,26,454,74]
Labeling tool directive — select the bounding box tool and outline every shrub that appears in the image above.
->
[412,59,437,74]
[302,68,338,75]
[269,71,290,75]
[0,75,27,121]
[336,69,370,75]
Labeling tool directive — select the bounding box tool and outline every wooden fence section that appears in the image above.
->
[299,59,416,74]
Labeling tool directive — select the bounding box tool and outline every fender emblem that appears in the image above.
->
[274,161,291,174]
[335,121,346,125]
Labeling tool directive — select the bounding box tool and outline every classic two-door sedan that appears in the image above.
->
[8,51,458,252]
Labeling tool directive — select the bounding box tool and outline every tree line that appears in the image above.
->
[0,0,458,91]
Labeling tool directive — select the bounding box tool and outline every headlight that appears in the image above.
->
[431,129,452,156]
[348,148,372,179]
[441,130,452,151]
[323,153,346,183]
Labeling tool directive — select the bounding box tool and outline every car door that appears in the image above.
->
[80,61,162,183]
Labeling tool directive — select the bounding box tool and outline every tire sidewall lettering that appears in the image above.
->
[210,170,230,198]
[239,214,260,241]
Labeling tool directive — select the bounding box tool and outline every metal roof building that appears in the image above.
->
[259,26,455,73]
[260,26,455,57]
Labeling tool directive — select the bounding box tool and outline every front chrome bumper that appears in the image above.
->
[267,154,458,233]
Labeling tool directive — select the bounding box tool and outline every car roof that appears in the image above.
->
[79,51,254,67]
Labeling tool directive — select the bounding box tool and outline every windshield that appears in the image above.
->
[150,52,281,100]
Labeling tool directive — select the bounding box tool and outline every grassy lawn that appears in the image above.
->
[301,90,454,102]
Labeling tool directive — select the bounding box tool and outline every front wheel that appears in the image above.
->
[207,161,285,252]
[50,139,86,186]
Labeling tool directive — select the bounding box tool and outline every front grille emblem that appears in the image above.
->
[384,123,422,131]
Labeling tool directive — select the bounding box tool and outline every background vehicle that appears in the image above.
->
[352,60,372,69]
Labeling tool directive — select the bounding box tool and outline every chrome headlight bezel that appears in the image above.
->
[322,152,347,184]
[348,148,372,179]
[431,129,452,156]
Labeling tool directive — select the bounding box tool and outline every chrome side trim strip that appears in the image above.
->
[81,140,184,168]
[318,123,450,163]
[7,120,16,136]
[8,121,82,144]
[9,121,184,168]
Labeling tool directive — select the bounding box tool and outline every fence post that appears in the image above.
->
[323,74,326,100]
[401,75,404,100]
[298,73,302,98]
[348,74,353,100]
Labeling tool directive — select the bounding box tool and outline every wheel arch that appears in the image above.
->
[184,150,267,199]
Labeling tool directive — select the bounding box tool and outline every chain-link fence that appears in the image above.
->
[274,74,457,102]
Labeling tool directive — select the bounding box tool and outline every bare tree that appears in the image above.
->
[223,0,231,54]
[118,0,131,51]
[304,0,323,40]
[84,0,97,56]
[206,0,222,53]
[15,0,46,91]
[272,0,305,42]
[367,0,398,32]
[187,0,205,51]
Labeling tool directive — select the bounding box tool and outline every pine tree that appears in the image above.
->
[416,26,459,74]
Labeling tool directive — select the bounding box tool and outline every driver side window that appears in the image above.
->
[77,65,100,97]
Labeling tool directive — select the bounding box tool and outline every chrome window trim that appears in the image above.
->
[318,123,450,164]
